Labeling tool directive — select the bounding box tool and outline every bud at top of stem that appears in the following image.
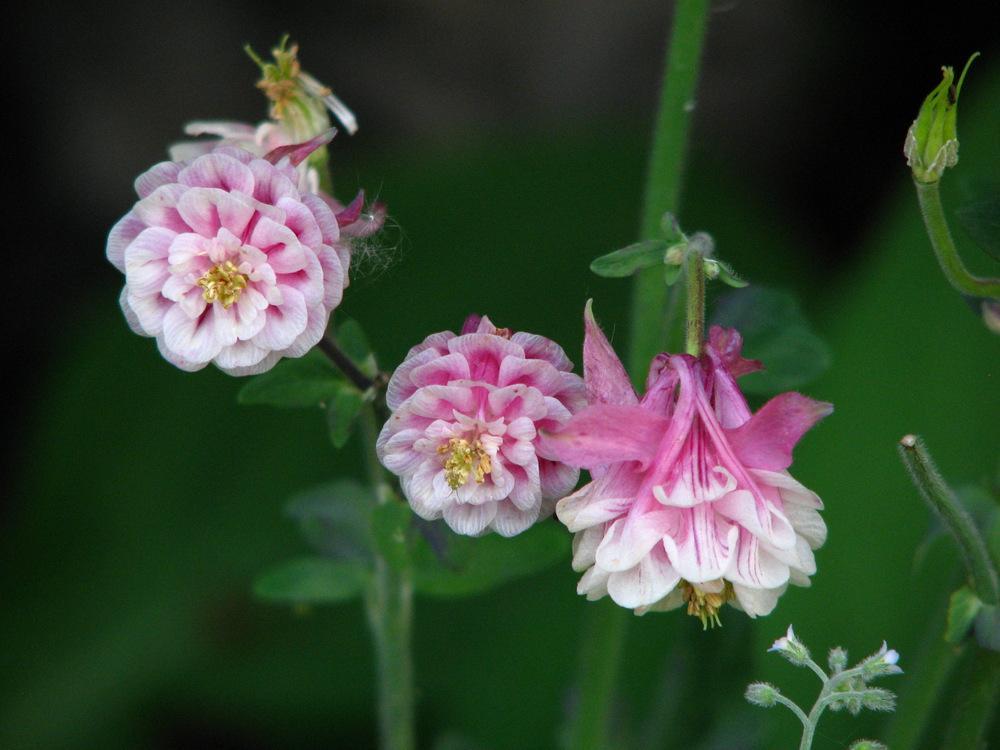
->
[904,53,979,184]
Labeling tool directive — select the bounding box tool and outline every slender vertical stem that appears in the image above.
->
[914,180,1000,299]
[359,402,415,750]
[684,248,706,356]
[566,3,711,748]
[628,0,711,372]
[565,602,628,750]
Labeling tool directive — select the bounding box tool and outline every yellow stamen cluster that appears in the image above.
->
[438,438,492,490]
[681,580,734,629]
[197,261,248,308]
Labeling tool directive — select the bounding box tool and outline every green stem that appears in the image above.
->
[883,590,960,750]
[684,247,706,356]
[628,0,711,373]
[898,435,1000,606]
[564,601,628,750]
[359,403,415,750]
[566,4,711,748]
[915,180,1000,299]
[943,649,1000,749]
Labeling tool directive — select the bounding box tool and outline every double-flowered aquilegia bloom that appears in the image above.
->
[377,316,587,537]
[106,137,362,375]
[538,303,832,624]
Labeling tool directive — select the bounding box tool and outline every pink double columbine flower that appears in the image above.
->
[377,316,586,537]
[106,133,376,375]
[538,303,832,624]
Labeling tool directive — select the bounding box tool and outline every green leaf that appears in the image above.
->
[956,195,1000,262]
[664,262,683,286]
[945,586,983,643]
[285,480,374,561]
[411,520,569,597]
[336,318,378,376]
[590,239,670,278]
[326,383,366,448]
[973,604,1000,651]
[371,501,413,572]
[716,260,749,288]
[253,557,366,604]
[237,350,343,408]
[711,287,832,395]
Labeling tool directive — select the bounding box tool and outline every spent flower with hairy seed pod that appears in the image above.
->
[859,641,902,680]
[828,646,848,674]
[538,302,831,623]
[904,53,978,183]
[107,136,359,375]
[377,316,586,537]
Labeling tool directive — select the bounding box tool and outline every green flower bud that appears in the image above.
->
[828,646,849,674]
[904,53,978,183]
[745,681,781,708]
[849,741,888,750]
[860,688,897,712]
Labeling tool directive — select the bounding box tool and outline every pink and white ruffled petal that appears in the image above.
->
[577,565,611,601]
[662,505,739,583]
[178,152,256,193]
[572,526,604,572]
[732,583,783,618]
[162,304,224,364]
[443,500,498,536]
[213,339,271,373]
[134,161,183,199]
[539,459,579,500]
[410,353,473,388]
[492,500,540,537]
[510,331,573,371]
[607,546,681,609]
[133,183,188,233]
[252,286,309,352]
[595,512,673,572]
[726,530,791,590]
[106,212,147,271]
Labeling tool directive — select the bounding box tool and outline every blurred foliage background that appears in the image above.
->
[5,1,999,748]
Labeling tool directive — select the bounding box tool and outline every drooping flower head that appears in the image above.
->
[106,135,356,375]
[377,316,587,537]
[538,302,832,624]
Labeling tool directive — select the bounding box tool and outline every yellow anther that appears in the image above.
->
[198,261,248,308]
[681,580,734,630]
[438,438,492,490]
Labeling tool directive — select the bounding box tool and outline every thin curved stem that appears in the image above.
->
[774,695,811,731]
[915,180,1000,299]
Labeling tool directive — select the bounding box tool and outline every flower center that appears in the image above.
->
[681,580,734,629]
[438,438,492,490]
[198,261,248,308]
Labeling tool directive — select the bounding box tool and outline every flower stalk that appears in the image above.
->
[684,244,706,356]
[914,180,1000,299]
[567,2,710,747]
[898,435,999,606]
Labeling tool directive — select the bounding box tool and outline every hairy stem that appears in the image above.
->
[359,403,415,750]
[628,0,711,372]
[684,247,706,356]
[915,180,1000,299]
[898,434,1000,606]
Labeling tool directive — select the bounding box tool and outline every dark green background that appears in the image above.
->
[4,5,999,748]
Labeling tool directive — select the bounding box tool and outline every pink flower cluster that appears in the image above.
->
[107,129,382,375]
[377,316,587,537]
[539,304,831,622]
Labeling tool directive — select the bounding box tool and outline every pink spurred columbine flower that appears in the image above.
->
[538,302,832,625]
[377,316,587,537]
[106,134,365,375]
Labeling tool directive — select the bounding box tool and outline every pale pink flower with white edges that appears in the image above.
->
[106,135,355,375]
[377,316,586,537]
[538,302,832,622]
